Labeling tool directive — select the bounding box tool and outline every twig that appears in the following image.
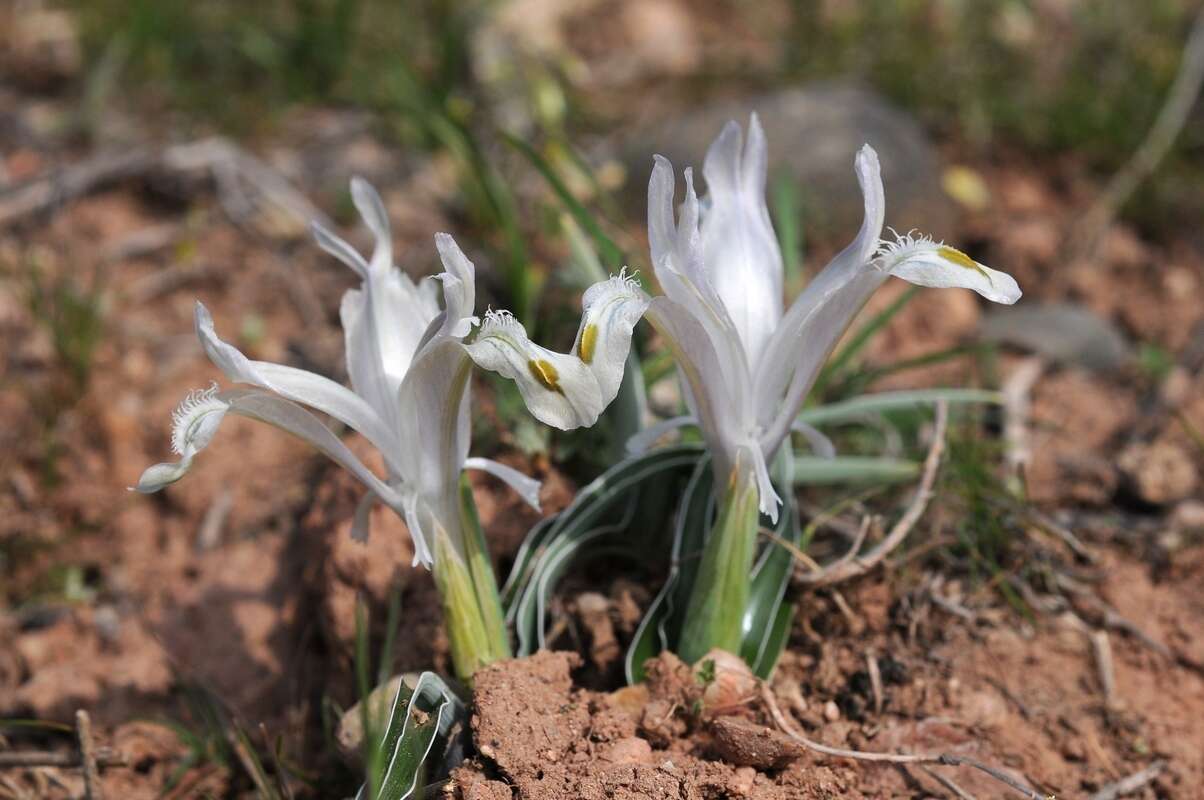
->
[1055,575,1179,662]
[931,593,977,623]
[760,684,1054,795]
[760,684,1048,800]
[0,749,126,768]
[196,487,234,551]
[1091,630,1117,709]
[815,516,872,575]
[0,151,155,229]
[1088,760,1167,800]
[0,138,330,233]
[920,764,978,800]
[1069,6,1204,260]
[866,650,884,716]
[1024,507,1096,564]
[75,710,102,800]
[796,401,948,587]
[1001,357,1043,495]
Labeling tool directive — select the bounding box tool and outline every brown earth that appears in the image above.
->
[453,536,1204,799]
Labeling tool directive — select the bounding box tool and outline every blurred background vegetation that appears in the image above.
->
[61,0,1204,229]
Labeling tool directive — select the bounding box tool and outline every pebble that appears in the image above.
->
[823,700,841,722]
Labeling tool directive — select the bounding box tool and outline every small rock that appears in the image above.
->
[606,683,651,716]
[1118,441,1199,505]
[598,736,654,765]
[576,591,620,671]
[823,700,841,722]
[729,766,757,796]
[1171,500,1204,532]
[463,778,512,800]
[710,716,804,770]
[696,649,758,712]
[958,689,1009,730]
[980,303,1132,371]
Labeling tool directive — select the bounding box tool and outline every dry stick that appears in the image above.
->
[1091,630,1117,709]
[75,710,103,800]
[920,765,978,800]
[0,137,330,232]
[1001,356,1043,496]
[1069,6,1204,260]
[0,749,126,768]
[1024,507,1096,564]
[760,684,1048,800]
[865,650,884,716]
[1088,760,1167,800]
[796,401,949,587]
[1053,574,1204,674]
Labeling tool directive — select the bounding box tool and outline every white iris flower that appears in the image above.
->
[638,116,1020,520]
[134,178,648,568]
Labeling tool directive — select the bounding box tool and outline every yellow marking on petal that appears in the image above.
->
[578,324,598,364]
[528,359,563,393]
[938,246,993,285]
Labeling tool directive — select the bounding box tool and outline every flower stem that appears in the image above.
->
[458,475,511,662]
[432,493,510,684]
[677,469,760,664]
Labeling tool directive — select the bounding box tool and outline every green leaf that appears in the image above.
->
[626,453,800,681]
[796,389,1002,427]
[357,672,467,800]
[503,132,626,270]
[742,458,801,677]
[771,173,804,286]
[625,456,714,683]
[505,446,703,656]
[792,455,919,484]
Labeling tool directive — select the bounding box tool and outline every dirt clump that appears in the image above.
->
[456,650,864,799]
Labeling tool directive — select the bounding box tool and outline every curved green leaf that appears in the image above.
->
[505,445,704,656]
[796,388,1002,427]
[792,455,919,485]
[357,672,466,800]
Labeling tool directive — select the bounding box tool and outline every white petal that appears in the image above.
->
[432,233,478,340]
[465,310,606,430]
[570,270,651,405]
[643,298,745,477]
[699,115,783,363]
[132,457,198,493]
[749,444,782,523]
[350,176,393,274]
[644,156,755,424]
[311,221,368,279]
[625,414,696,454]
[403,490,434,569]
[222,389,402,508]
[131,384,230,493]
[394,336,473,566]
[339,286,397,426]
[194,302,402,467]
[464,457,542,511]
[877,233,1021,305]
[755,144,887,454]
[316,181,441,421]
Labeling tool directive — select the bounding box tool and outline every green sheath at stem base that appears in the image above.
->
[432,478,511,684]
[677,470,760,665]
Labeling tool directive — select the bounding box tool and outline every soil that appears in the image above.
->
[453,537,1204,799]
